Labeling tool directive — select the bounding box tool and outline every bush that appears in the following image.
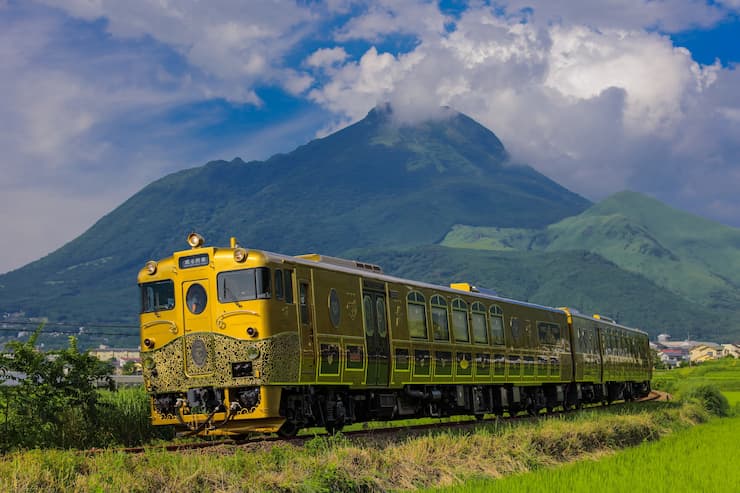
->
[682,384,731,417]
[0,325,113,450]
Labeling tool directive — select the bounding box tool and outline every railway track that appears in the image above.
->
[99,391,669,455]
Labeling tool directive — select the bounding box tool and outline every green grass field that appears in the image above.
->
[436,415,740,493]
[431,358,740,493]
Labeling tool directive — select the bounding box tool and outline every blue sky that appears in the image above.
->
[1,0,739,274]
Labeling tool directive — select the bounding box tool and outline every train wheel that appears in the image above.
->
[325,421,344,435]
[277,420,301,438]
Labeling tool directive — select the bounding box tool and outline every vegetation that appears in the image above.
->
[653,357,740,413]
[0,340,737,491]
[0,326,169,450]
[429,358,740,492]
[436,415,740,493]
[0,400,713,492]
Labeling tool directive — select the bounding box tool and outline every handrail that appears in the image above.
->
[141,319,178,334]
[216,310,259,329]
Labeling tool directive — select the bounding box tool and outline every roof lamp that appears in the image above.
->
[187,232,205,248]
[234,248,248,262]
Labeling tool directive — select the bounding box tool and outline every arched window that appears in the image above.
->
[430,295,449,342]
[489,305,504,345]
[407,292,427,339]
[471,302,488,344]
[451,299,470,342]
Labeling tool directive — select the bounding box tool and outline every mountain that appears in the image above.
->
[441,191,740,340]
[361,245,729,340]
[0,105,590,347]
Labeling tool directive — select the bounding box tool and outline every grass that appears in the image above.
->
[435,415,740,493]
[429,358,740,493]
[0,401,713,492]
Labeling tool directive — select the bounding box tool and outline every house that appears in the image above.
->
[659,348,689,368]
[722,343,740,358]
[689,343,724,363]
[89,347,141,374]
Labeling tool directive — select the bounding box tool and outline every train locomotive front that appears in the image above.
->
[138,233,296,435]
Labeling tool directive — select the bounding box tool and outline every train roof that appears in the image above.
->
[566,308,648,337]
[259,249,566,315]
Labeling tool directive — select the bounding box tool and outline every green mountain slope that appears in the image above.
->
[0,106,590,347]
[441,191,740,338]
[360,245,735,341]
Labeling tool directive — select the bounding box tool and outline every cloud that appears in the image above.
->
[306,3,740,228]
[502,0,728,32]
[305,47,349,68]
[2,0,740,274]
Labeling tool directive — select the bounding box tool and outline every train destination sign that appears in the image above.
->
[179,253,209,269]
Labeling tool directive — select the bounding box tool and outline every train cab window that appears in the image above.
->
[141,280,175,313]
[407,292,428,339]
[431,295,450,342]
[284,269,294,304]
[275,269,284,300]
[490,305,504,345]
[451,299,470,343]
[218,267,271,303]
[471,302,488,344]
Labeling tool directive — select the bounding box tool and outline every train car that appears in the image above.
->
[561,309,651,405]
[138,233,651,437]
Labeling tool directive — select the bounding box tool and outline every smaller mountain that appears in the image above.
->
[441,190,740,338]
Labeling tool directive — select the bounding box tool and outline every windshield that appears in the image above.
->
[140,280,175,313]
[218,268,271,302]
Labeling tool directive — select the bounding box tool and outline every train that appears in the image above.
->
[138,233,652,437]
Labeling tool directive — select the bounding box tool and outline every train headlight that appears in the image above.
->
[145,260,157,275]
[234,248,248,263]
[246,327,258,338]
[187,232,205,248]
[144,337,156,349]
[246,346,260,360]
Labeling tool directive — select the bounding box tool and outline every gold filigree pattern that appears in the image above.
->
[145,332,300,392]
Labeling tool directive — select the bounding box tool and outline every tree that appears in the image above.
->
[0,324,113,450]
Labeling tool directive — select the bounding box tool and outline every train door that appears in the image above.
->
[296,268,316,382]
[181,279,213,376]
[362,281,390,386]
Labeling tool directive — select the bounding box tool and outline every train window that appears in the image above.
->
[185,283,207,314]
[451,299,470,343]
[376,298,387,338]
[471,302,488,344]
[299,282,310,324]
[329,288,341,328]
[510,317,522,347]
[140,280,175,313]
[218,267,271,303]
[363,295,375,336]
[537,322,561,347]
[407,292,428,339]
[275,269,284,300]
[431,295,449,342]
[490,305,504,345]
[284,269,294,304]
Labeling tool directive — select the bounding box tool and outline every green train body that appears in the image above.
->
[138,233,652,436]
